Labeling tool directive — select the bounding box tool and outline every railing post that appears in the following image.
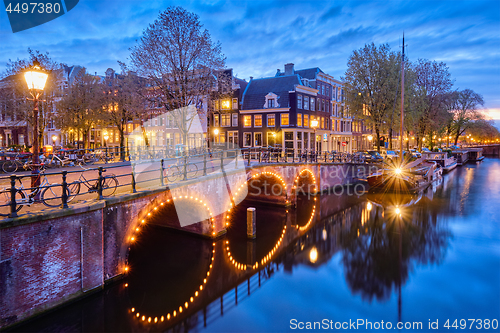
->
[247,148,251,166]
[131,163,137,193]
[235,149,239,169]
[61,170,68,208]
[183,156,188,181]
[203,152,207,176]
[259,147,262,163]
[9,175,17,218]
[325,152,327,163]
[220,153,224,171]
[97,167,104,200]
[160,159,165,187]
[285,149,288,163]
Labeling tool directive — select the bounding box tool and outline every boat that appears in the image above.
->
[450,150,469,165]
[422,151,457,173]
[467,148,484,162]
[367,35,442,193]
[367,158,442,193]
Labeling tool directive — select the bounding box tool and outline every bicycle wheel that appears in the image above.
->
[41,183,70,207]
[2,161,18,173]
[166,166,180,182]
[67,181,81,203]
[102,175,118,197]
[0,188,25,216]
[187,163,198,179]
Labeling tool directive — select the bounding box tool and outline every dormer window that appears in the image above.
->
[264,92,279,109]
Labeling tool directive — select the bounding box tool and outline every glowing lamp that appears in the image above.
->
[394,168,402,175]
[367,135,373,141]
[213,128,219,135]
[24,62,48,91]
[310,119,319,128]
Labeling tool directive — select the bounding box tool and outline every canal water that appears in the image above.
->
[8,159,500,332]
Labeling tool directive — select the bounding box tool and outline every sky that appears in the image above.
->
[1,0,499,122]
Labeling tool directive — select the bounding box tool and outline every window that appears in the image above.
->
[244,133,252,147]
[304,96,309,110]
[254,115,262,127]
[221,100,230,110]
[297,113,302,127]
[214,114,219,127]
[267,114,275,127]
[281,113,289,126]
[232,98,238,109]
[310,98,315,111]
[297,94,302,109]
[243,115,252,127]
[321,117,325,129]
[304,114,309,128]
[221,114,230,127]
[254,133,262,147]
[268,99,275,108]
[214,100,219,110]
[232,113,238,127]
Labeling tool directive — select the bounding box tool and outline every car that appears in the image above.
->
[366,150,383,162]
[382,150,398,159]
[421,147,430,152]
[410,149,422,158]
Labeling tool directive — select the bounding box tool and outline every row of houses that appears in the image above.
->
[0,62,372,154]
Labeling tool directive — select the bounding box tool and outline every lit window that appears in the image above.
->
[254,133,262,147]
[244,133,252,147]
[221,100,230,110]
[267,114,275,127]
[304,114,309,128]
[281,113,289,126]
[297,113,302,127]
[255,115,262,127]
[221,114,230,127]
[321,117,325,129]
[243,115,252,127]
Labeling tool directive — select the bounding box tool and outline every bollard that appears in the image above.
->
[9,175,17,218]
[247,207,256,239]
[160,159,165,187]
[61,171,69,208]
[97,167,104,200]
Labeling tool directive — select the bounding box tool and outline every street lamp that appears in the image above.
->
[103,131,109,162]
[24,60,48,192]
[213,128,219,144]
[311,119,319,157]
[51,134,57,147]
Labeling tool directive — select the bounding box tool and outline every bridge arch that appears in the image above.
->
[245,170,290,205]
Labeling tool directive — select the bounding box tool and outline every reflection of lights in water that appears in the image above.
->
[367,202,372,211]
[299,204,316,231]
[128,197,216,325]
[309,247,318,263]
[322,229,327,241]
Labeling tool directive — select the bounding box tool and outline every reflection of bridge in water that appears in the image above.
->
[124,192,365,332]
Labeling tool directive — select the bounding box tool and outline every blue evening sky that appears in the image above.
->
[1,0,499,120]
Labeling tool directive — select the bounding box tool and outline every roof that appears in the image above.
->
[242,75,302,110]
[294,68,323,80]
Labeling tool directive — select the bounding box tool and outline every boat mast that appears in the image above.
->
[400,34,405,165]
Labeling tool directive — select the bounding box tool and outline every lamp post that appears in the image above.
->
[52,134,57,147]
[311,119,319,158]
[367,134,373,150]
[103,132,109,162]
[213,128,219,145]
[24,60,48,193]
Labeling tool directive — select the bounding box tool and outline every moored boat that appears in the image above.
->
[467,148,484,162]
[422,151,457,173]
[451,150,469,165]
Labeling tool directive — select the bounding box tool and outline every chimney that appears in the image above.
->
[249,76,253,80]
[284,63,294,76]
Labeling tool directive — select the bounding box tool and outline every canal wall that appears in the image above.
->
[0,162,369,329]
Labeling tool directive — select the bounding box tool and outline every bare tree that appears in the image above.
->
[57,68,104,148]
[449,89,484,145]
[102,64,146,160]
[129,6,225,147]
[413,59,453,149]
[344,43,400,152]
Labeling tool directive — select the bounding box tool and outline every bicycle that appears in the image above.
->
[165,158,198,182]
[44,152,73,168]
[68,165,118,199]
[0,167,72,216]
[1,153,35,173]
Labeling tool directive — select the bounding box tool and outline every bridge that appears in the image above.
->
[0,148,375,329]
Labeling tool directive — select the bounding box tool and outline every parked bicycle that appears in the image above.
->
[0,167,71,216]
[165,158,198,182]
[1,153,36,173]
[68,165,118,199]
